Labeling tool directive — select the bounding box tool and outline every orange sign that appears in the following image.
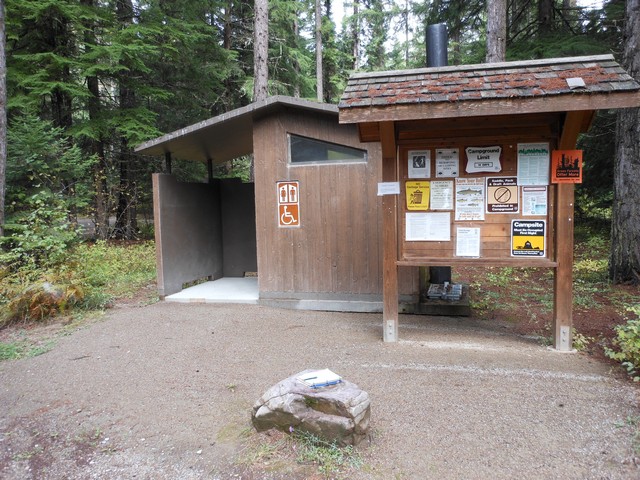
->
[552,150,582,183]
[278,204,299,227]
[277,181,300,227]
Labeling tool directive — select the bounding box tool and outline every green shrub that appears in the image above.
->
[605,304,640,381]
[2,112,92,271]
[0,190,81,269]
[0,241,156,329]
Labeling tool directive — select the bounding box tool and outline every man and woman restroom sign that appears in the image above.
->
[277,181,300,227]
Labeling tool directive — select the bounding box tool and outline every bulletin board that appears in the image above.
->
[398,141,558,267]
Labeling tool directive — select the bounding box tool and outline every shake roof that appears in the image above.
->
[339,54,640,124]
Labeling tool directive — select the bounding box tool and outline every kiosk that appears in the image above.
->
[338,54,640,350]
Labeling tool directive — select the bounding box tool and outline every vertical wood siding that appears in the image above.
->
[254,108,415,295]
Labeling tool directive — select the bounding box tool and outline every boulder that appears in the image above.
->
[251,370,370,446]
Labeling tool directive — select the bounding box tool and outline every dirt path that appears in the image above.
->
[1,302,639,479]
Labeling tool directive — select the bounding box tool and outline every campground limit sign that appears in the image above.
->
[511,220,545,257]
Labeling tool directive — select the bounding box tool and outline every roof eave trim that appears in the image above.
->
[135,95,338,154]
[338,90,640,124]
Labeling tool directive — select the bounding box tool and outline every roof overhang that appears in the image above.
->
[135,96,338,163]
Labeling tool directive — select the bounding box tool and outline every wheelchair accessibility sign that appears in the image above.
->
[277,181,300,228]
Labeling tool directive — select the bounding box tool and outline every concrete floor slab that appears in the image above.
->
[165,277,258,304]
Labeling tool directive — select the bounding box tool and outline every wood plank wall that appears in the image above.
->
[253,108,418,296]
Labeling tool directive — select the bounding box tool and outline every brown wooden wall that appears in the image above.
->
[254,107,418,296]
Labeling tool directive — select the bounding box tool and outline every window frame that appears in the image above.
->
[287,133,368,166]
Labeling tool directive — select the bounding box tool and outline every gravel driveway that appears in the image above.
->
[1,302,638,479]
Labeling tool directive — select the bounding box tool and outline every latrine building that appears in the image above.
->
[136,54,640,350]
[136,96,418,311]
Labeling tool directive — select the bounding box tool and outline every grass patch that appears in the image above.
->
[0,341,22,360]
[240,428,365,479]
[0,339,56,361]
[0,240,157,360]
[292,430,364,476]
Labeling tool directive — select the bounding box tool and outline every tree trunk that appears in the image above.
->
[316,0,323,102]
[538,0,554,35]
[352,0,360,69]
[323,0,336,102]
[253,0,268,102]
[81,0,109,239]
[223,1,233,50]
[114,0,138,239]
[293,14,300,98]
[0,0,5,238]
[486,0,507,63]
[611,0,640,285]
[404,0,409,67]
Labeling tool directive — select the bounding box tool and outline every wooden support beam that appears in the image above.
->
[552,110,591,351]
[164,151,172,174]
[207,158,214,183]
[553,182,574,351]
[380,121,399,342]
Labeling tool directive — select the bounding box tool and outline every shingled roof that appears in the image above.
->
[339,54,640,124]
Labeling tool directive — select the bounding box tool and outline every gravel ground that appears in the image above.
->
[1,302,639,479]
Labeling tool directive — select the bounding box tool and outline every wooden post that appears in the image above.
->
[380,121,399,342]
[553,182,574,351]
[553,110,591,351]
[164,151,172,174]
[207,158,214,183]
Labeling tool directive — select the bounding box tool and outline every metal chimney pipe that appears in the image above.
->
[425,23,452,287]
[426,23,448,68]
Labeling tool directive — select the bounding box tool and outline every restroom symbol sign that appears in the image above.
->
[277,181,300,228]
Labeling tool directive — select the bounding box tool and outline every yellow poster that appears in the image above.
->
[511,220,545,257]
[405,181,430,210]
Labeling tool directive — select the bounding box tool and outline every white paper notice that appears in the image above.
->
[522,185,548,215]
[430,181,454,210]
[465,146,502,173]
[455,178,485,221]
[408,150,430,178]
[406,212,451,241]
[456,227,481,257]
[377,182,400,196]
[435,149,460,177]
[517,143,550,185]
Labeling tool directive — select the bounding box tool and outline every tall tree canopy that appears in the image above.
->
[0,0,631,247]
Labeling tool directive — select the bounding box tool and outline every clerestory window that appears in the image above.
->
[288,134,367,165]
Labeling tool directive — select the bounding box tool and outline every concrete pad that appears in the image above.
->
[164,277,258,304]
